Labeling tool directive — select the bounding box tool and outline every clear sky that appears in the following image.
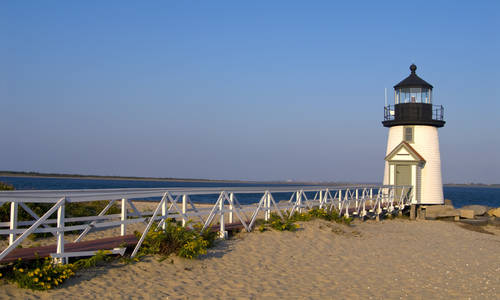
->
[1,1,499,183]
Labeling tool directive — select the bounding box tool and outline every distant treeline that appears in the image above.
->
[0,170,239,183]
[444,183,500,188]
[0,171,310,185]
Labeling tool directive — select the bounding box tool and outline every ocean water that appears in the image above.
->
[0,176,298,204]
[0,176,499,208]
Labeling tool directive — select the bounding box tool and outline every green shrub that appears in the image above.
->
[304,208,353,225]
[2,257,76,290]
[178,238,209,259]
[261,208,352,232]
[137,220,215,259]
[73,250,112,269]
[199,228,218,248]
[308,207,332,219]
[0,181,14,191]
[1,250,120,290]
[288,211,312,222]
[268,213,298,231]
[258,213,298,232]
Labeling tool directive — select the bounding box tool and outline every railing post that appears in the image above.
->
[322,189,328,208]
[338,190,342,211]
[268,192,272,217]
[264,192,270,221]
[56,198,66,264]
[121,198,127,236]
[161,197,167,230]
[182,194,187,227]
[370,188,373,208]
[355,189,359,211]
[297,190,302,213]
[344,190,349,218]
[219,193,226,238]
[229,193,234,224]
[9,202,18,245]
[319,190,323,208]
[362,189,367,218]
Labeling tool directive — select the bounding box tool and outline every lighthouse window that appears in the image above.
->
[410,88,422,103]
[400,89,410,103]
[404,126,414,143]
[422,90,429,103]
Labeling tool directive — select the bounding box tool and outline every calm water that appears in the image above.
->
[0,176,298,204]
[1,176,499,208]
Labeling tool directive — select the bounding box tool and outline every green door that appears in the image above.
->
[395,165,411,199]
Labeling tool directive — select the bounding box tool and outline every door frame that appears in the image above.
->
[385,142,426,204]
[387,161,420,204]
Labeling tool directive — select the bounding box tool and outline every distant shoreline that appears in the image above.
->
[1,171,498,188]
[0,171,324,185]
[0,171,258,183]
[443,183,500,188]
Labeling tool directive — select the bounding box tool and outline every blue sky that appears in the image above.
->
[1,1,499,183]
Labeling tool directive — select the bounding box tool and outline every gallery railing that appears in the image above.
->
[383,104,444,121]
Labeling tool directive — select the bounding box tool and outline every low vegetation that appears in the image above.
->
[1,250,112,291]
[0,181,14,191]
[136,220,217,259]
[0,220,217,290]
[301,207,353,225]
[258,213,299,232]
[258,207,353,232]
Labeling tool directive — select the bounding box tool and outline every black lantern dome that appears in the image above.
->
[383,64,445,128]
[394,64,433,90]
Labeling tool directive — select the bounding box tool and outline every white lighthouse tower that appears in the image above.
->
[382,64,445,205]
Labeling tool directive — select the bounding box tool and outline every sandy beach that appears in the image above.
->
[1,214,499,299]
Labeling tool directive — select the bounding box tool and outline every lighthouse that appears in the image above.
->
[382,64,445,205]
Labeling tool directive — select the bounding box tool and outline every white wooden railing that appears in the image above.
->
[0,185,412,263]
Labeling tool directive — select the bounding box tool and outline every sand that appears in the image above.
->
[1,209,500,299]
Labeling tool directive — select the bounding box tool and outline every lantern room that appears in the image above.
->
[394,64,433,104]
[383,64,445,128]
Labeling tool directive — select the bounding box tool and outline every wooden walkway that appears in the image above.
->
[0,223,245,264]
[0,235,138,263]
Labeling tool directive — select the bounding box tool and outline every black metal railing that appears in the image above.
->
[384,104,444,121]
[433,105,444,121]
[384,105,395,121]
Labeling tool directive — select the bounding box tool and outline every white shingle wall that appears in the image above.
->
[383,125,444,204]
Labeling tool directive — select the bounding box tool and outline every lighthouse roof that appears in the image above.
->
[385,141,426,163]
[394,64,433,89]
